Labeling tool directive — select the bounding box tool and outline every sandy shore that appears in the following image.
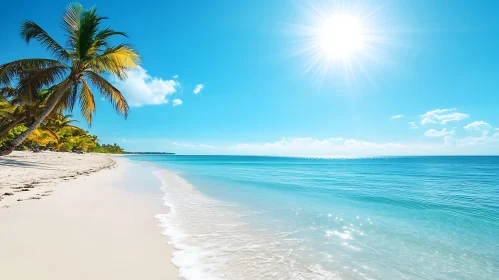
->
[0,151,179,279]
[0,151,115,207]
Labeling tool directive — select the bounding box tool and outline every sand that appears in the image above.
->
[0,151,179,279]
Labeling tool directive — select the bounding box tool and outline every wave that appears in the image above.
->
[152,168,344,280]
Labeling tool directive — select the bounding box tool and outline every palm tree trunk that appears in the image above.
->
[0,116,26,138]
[0,82,69,156]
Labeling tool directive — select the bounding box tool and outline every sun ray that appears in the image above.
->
[289,0,393,86]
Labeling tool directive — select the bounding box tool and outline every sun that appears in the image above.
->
[290,1,392,84]
[318,14,365,60]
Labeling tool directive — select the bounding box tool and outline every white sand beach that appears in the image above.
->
[0,152,178,279]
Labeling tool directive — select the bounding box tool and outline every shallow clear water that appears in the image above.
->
[127,155,499,280]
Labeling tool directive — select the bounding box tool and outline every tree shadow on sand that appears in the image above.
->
[0,158,42,168]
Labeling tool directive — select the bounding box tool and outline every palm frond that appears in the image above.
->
[0,59,68,86]
[20,20,71,62]
[18,66,69,92]
[35,79,71,116]
[56,83,78,114]
[87,28,128,55]
[37,88,54,103]
[61,2,83,53]
[84,71,128,118]
[61,114,75,121]
[78,7,107,59]
[0,87,18,99]
[79,79,96,125]
[42,127,60,142]
[28,128,59,145]
[88,44,140,79]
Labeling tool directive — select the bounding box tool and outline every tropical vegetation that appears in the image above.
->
[0,112,125,154]
[0,2,139,155]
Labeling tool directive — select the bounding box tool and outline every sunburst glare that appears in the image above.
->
[318,14,365,59]
[291,1,393,85]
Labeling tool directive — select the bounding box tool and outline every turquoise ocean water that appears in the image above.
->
[126,155,499,280]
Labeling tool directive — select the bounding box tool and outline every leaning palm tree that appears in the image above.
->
[0,2,139,155]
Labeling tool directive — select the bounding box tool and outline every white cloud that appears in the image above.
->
[193,84,205,94]
[111,66,180,107]
[199,144,215,149]
[172,142,214,149]
[420,108,469,125]
[129,133,499,156]
[173,75,179,79]
[460,132,486,146]
[424,128,455,137]
[458,131,499,146]
[391,115,404,119]
[172,142,193,148]
[224,134,499,157]
[408,122,418,129]
[172,99,183,106]
[227,137,441,157]
[463,121,491,131]
[495,128,499,131]
[121,138,136,143]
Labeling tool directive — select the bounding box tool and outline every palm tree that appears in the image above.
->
[0,85,53,138]
[44,113,78,131]
[0,2,140,155]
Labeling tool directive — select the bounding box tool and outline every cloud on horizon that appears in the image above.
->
[223,134,499,156]
[123,132,499,156]
[118,106,498,156]
[420,108,469,125]
[459,131,499,146]
[193,84,205,94]
[228,137,415,157]
[111,66,180,107]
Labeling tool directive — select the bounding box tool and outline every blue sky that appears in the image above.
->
[1,0,499,155]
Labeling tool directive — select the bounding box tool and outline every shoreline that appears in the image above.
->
[0,151,179,279]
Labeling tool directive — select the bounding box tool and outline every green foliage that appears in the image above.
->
[0,112,125,153]
[18,145,29,151]
[89,143,125,154]
[0,125,27,146]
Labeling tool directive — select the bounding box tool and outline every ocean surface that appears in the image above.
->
[126,155,499,280]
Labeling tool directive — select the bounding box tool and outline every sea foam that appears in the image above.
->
[153,169,344,280]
